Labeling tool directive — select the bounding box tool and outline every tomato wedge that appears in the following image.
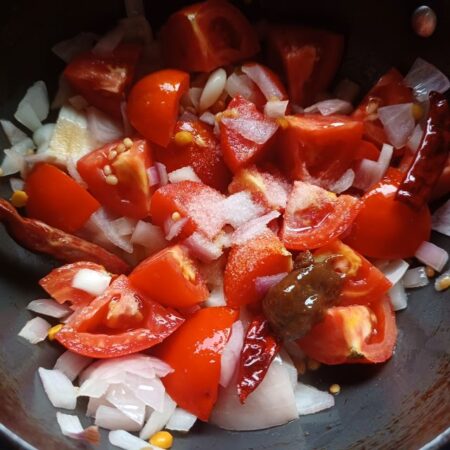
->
[298,296,397,364]
[64,43,141,119]
[55,275,184,358]
[277,114,364,187]
[154,307,238,421]
[224,233,293,308]
[161,0,259,73]
[267,26,344,106]
[129,245,209,309]
[281,181,362,251]
[127,69,189,147]
[352,68,414,147]
[313,240,392,306]
[344,169,431,259]
[77,138,153,219]
[25,163,100,233]
[39,261,111,307]
[154,118,231,193]
[220,96,279,173]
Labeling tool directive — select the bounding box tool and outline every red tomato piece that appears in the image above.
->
[64,43,141,119]
[298,296,397,364]
[281,181,362,251]
[55,275,184,358]
[224,233,293,308]
[354,140,380,161]
[154,307,238,421]
[220,96,278,173]
[161,0,259,73]
[77,138,153,220]
[237,317,280,403]
[277,114,364,187]
[25,164,100,233]
[313,240,392,306]
[154,119,231,192]
[344,169,431,259]
[352,68,414,147]
[228,165,290,211]
[129,245,209,309]
[127,69,189,147]
[39,261,110,307]
[267,26,344,106]
[150,180,225,240]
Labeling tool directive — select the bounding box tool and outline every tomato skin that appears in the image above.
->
[161,0,259,73]
[129,245,209,309]
[39,261,110,307]
[150,180,225,240]
[25,164,100,233]
[278,114,363,186]
[154,119,231,192]
[352,68,414,147]
[298,296,396,364]
[313,240,392,306]
[224,233,293,308]
[55,275,184,358]
[281,181,362,251]
[64,43,142,119]
[154,307,238,421]
[77,138,153,219]
[127,69,189,147]
[220,96,278,173]
[354,140,380,161]
[344,169,432,259]
[267,26,344,106]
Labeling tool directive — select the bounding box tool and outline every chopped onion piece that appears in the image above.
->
[168,166,201,183]
[56,412,100,444]
[93,26,125,57]
[69,95,89,110]
[33,123,55,149]
[220,191,266,228]
[147,166,160,186]
[381,259,410,285]
[329,168,355,194]
[124,373,166,412]
[96,406,141,432]
[415,241,449,272]
[72,268,112,296]
[110,217,137,237]
[242,64,284,101]
[155,162,168,186]
[255,272,288,297]
[199,111,216,126]
[407,124,424,153]
[231,211,280,245]
[52,32,97,63]
[221,117,278,145]
[405,57,450,102]
[185,87,202,110]
[264,100,289,119]
[402,266,429,288]
[54,351,93,382]
[131,221,167,254]
[389,283,408,311]
[14,102,41,132]
[0,120,28,145]
[333,78,360,103]
[205,285,227,307]
[304,99,353,116]
[140,393,177,440]
[16,81,49,128]
[220,321,245,388]
[432,200,450,237]
[435,270,450,291]
[1,149,26,177]
[51,75,74,110]
[225,73,256,101]
[26,299,72,319]
[183,232,223,262]
[9,177,25,192]
[294,383,335,415]
[78,378,109,398]
[164,217,188,241]
[199,68,227,111]
[38,368,77,409]
[109,430,156,450]
[378,103,414,149]
[166,407,197,432]
[86,107,123,144]
[18,317,51,344]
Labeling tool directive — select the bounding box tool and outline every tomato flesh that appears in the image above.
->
[127,69,189,147]
[55,275,184,358]
[77,138,153,219]
[224,233,293,308]
[129,245,209,309]
[25,164,100,233]
[344,169,431,259]
[64,43,142,119]
[154,307,238,421]
[161,0,259,73]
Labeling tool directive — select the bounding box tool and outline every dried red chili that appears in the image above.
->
[0,199,130,274]
[396,91,450,209]
[236,316,280,403]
